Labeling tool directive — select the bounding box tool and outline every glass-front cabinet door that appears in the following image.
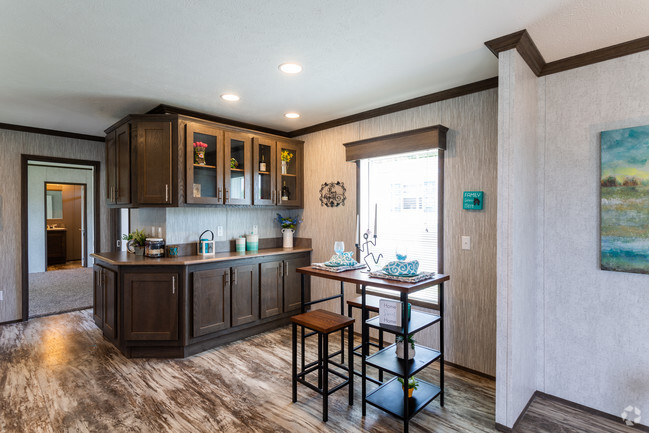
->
[276,141,302,207]
[224,131,252,205]
[253,137,276,205]
[186,123,224,204]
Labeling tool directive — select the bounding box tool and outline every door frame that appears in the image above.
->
[21,155,101,321]
[43,182,89,269]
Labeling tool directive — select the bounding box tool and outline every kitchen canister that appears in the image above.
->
[246,233,258,252]
[144,238,165,258]
[235,237,246,253]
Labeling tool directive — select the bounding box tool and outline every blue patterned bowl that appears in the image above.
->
[325,252,357,267]
[382,260,419,276]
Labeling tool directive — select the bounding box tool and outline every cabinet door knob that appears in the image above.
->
[225,188,229,203]
[165,184,169,202]
[285,262,289,276]
[271,189,275,205]
[279,262,284,278]
[172,275,176,295]
[218,187,222,201]
[232,269,237,286]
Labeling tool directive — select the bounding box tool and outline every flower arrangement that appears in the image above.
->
[193,141,208,151]
[276,213,302,230]
[230,157,238,169]
[280,150,294,162]
[194,141,207,165]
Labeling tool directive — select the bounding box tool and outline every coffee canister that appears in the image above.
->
[246,234,258,252]
[145,238,165,258]
[235,237,246,253]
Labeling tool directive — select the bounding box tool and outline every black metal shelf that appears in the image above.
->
[366,310,440,336]
[366,377,441,421]
[366,344,441,377]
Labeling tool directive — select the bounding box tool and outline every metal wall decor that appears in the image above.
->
[319,181,346,207]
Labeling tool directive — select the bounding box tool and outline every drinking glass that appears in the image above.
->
[395,245,408,261]
[334,241,344,255]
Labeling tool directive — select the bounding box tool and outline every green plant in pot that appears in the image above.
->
[397,376,419,398]
[395,334,416,360]
[123,229,147,255]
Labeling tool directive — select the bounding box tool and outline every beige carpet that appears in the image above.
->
[29,267,93,318]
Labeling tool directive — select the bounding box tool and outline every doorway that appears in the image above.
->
[21,155,101,320]
[45,182,88,271]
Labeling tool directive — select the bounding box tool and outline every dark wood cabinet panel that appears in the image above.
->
[93,265,104,328]
[260,261,282,318]
[103,267,118,341]
[252,137,276,206]
[136,121,173,205]
[276,140,303,208]
[186,123,224,205]
[284,255,310,312]
[224,131,252,205]
[115,123,131,204]
[192,268,230,337]
[123,272,179,341]
[105,130,116,203]
[231,264,259,327]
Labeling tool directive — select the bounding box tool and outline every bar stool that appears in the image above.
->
[347,295,385,383]
[291,309,354,422]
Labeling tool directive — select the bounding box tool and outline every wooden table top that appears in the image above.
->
[296,266,449,294]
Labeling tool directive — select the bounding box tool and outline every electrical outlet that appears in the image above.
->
[0,290,3,301]
[116,239,121,248]
[217,226,223,237]
[461,236,471,250]
[253,225,258,234]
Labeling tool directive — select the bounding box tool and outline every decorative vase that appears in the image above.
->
[195,150,205,165]
[282,228,294,249]
[396,341,416,360]
[281,160,288,174]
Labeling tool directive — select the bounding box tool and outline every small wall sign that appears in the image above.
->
[463,191,484,210]
[379,299,402,326]
[319,181,347,207]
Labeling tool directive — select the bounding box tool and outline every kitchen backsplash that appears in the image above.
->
[130,207,304,245]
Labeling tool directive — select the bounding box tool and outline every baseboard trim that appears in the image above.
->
[0,318,23,326]
[444,360,495,381]
[494,422,511,432]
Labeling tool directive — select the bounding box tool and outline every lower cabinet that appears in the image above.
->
[123,272,179,341]
[283,255,310,312]
[259,254,311,319]
[192,267,230,337]
[93,265,117,341]
[231,264,260,327]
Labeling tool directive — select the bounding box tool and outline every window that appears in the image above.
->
[358,149,440,306]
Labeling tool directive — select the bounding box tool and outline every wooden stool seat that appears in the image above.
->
[346,294,385,312]
[291,309,354,334]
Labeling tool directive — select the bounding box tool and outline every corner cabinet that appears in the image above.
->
[104,113,303,209]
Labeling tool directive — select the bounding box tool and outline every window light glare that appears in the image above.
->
[221,94,240,102]
[284,112,300,119]
[279,63,303,74]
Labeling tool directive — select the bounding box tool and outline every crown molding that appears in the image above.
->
[0,122,104,142]
[485,29,649,77]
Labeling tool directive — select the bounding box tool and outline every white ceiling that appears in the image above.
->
[1,0,648,136]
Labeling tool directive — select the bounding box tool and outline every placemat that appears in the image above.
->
[311,263,366,273]
[368,270,436,283]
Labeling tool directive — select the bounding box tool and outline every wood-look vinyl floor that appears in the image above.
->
[0,310,632,432]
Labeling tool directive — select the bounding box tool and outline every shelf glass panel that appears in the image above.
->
[191,132,218,199]
[229,139,246,200]
[258,143,272,201]
[280,146,298,176]
[366,377,441,421]
[366,344,441,377]
[366,310,440,335]
[280,176,296,202]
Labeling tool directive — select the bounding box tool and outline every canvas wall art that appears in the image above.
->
[601,124,649,274]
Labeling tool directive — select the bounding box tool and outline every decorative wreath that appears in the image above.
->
[319,181,346,207]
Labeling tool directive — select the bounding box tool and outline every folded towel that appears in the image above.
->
[382,260,419,276]
[324,252,357,267]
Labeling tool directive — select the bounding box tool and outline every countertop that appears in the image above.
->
[92,247,312,266]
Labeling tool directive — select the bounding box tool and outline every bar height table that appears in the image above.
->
[297,266,450,432]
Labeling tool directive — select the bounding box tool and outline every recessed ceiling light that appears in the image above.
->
[284,112,300,119]
[279,63,303,74]
[221,94,240,102]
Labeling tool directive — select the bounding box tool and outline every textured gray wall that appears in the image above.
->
[495,50,541,427]
[297,88,498,376]
[0,130,107,323]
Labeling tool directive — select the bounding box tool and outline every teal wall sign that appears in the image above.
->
[463,191,483,210]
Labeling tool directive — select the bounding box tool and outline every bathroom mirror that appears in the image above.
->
[46,190,63,219]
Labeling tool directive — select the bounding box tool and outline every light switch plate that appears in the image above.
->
[217,226,223,237]
[0,290,3,301]
[462,236,471,250]
[253,225,258,235]
[116,239,121,248]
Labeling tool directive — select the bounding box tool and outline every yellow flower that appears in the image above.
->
[281,151,294,162]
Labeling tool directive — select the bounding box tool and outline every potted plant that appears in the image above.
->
[123,229,147,255]
[280,150,293,174]
[276,213,302,249]
[397,376,419,398]
[395,334,416,360]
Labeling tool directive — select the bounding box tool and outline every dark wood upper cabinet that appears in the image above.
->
[105,130,116,204]
[260,261,282,318]
[136,121,173,205]
[224,131,252,205]
[114,123,131,204]
[284,254,310,312]
[277,140,303,208]
[231,264,259,327]
[123,271,179,341]
[253,137,276,206]
[186,122,224,205]
[192,267,230,337]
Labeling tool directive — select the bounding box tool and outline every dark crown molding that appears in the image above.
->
[287,77,498,137]
[0,122,104,142]
[485,29,649,77]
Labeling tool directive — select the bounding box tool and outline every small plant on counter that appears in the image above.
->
[276,213,302,231]
[397,376,419,398]
[122,229,147,247]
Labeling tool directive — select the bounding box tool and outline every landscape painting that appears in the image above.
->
[601,124,649,274]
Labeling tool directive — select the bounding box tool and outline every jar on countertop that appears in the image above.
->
[145,238,165,258]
